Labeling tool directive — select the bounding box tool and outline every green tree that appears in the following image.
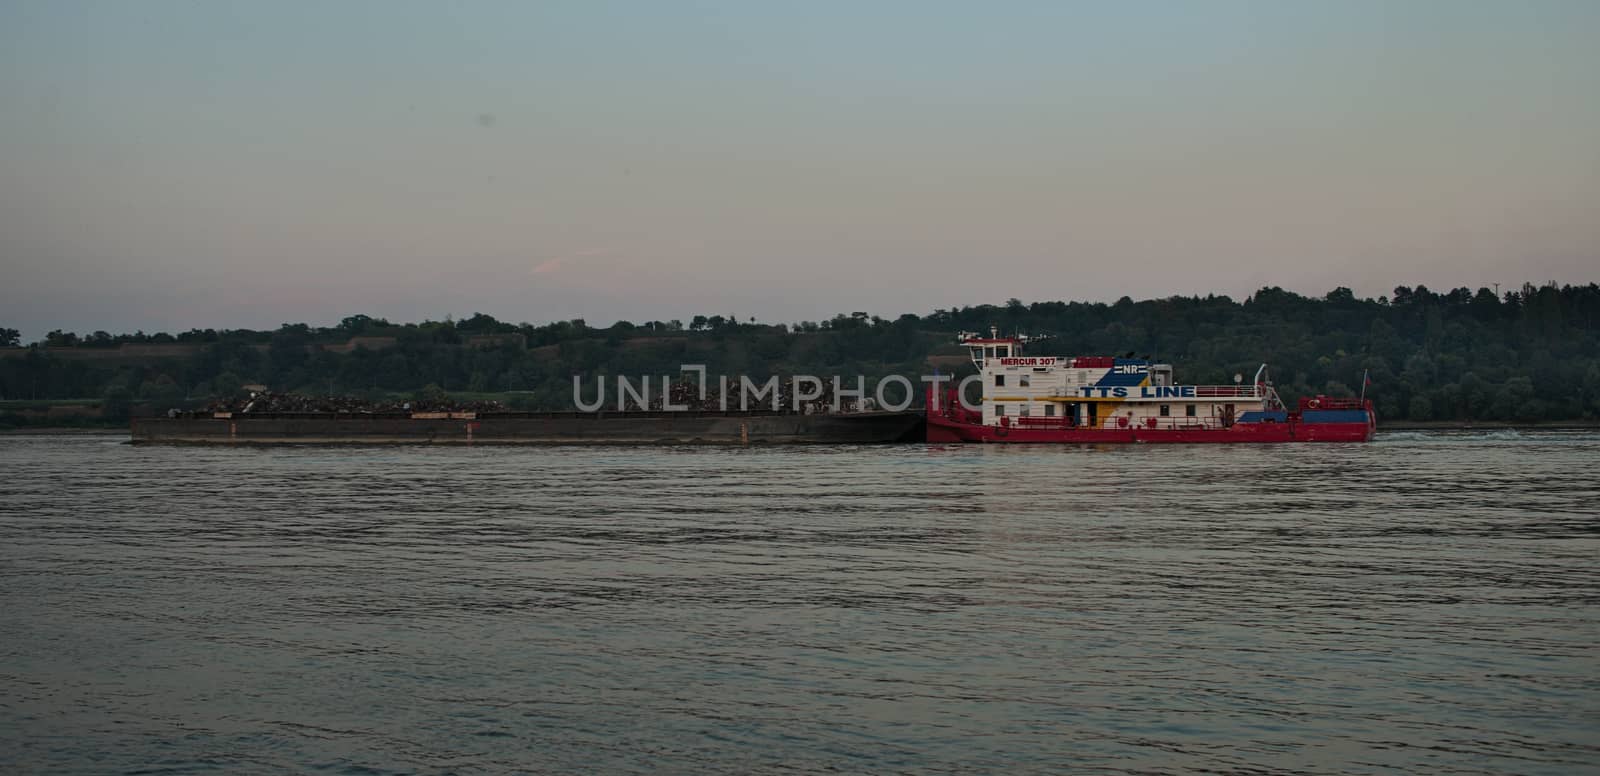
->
[2,282,1598,418]
[1585,364,1600,416]
[212,372,243,398]
[1491,377,1537,421]
[139,375,184,405]
[339,314,380,335]
[101,384,133,421]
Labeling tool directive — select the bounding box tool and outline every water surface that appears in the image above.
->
[2,432,1597,774]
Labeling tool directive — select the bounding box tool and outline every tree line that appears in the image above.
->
[2,282,1598,424]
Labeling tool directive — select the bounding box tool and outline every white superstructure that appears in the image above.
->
[959,329,1282,430]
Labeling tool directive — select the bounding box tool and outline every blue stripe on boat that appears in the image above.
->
[1301,410,1369,423]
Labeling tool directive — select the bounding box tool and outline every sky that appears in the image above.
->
[2,0,1596,339]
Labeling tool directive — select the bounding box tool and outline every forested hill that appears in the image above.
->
[2,282,1598,423]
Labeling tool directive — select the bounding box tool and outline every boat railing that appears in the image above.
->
[1098,416,1237,431]
[1195,386,1262,398]
[1005,416,1240,431]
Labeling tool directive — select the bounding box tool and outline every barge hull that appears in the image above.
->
[132,411,924,445]
[925,417,1374,443]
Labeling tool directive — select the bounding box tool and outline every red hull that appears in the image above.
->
[926,414,1375,444]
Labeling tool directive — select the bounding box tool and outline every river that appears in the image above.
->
[2,432,1596,774]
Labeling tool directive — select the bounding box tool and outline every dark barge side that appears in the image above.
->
[132,409,925,445]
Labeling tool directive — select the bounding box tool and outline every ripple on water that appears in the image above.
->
[1,432,1598,774]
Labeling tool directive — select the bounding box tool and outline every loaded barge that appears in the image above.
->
[927,330,1376,443]
[132,409,924,445]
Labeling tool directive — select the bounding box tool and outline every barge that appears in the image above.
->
[132,409,924,445]
[927,330,1375,443]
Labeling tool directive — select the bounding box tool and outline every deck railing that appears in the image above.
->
[1002,415,1265,431]
[1002,416,1241,430]
[1192,386,1264,398]
[1120,416,1238,431]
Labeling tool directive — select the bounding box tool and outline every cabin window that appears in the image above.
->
[1018,374,1030,387]
[1159,404,1170,417]
[1044,404,1055,417]
[1020,404,1030,417]
[994,404,1005,416]
[995,374,1005,387]
[1186,404,1197,417]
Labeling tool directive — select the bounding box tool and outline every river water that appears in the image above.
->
[1,432,1597,774]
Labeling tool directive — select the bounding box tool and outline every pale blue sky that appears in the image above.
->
[2,0,1596,337]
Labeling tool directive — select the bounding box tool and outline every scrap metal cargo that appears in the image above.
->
[132,409,924,445]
